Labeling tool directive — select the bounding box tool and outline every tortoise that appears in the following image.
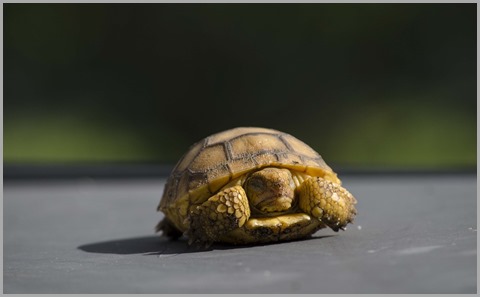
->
[156,127,357,246]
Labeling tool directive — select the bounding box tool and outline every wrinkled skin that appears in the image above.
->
[169,167,357,246]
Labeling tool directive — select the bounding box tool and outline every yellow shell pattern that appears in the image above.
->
[157,127,341,232]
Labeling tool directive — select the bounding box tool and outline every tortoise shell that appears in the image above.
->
[157,127,341,232]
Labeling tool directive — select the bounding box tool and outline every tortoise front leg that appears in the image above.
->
[298,177,357,231]
[185,186,251,246]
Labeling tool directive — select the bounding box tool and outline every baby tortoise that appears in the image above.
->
[156,127,357,246]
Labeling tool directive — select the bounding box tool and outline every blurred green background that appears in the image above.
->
[4,4,477,170]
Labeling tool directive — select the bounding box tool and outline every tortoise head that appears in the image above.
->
[244,167,296,214]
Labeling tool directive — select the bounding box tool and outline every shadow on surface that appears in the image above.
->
[78,235,334,255]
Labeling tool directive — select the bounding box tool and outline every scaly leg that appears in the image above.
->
[298,177,357,231]
[185,185,251,246]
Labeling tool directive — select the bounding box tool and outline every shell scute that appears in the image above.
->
[229,133,288,159]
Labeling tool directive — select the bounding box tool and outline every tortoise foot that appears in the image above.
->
[298,177,357,231]
[185,185,251,246]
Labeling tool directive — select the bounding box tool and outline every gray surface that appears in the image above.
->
[3,174,477,293]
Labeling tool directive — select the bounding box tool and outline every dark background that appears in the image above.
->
[4,3,477,171]
[3,4,477,293]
